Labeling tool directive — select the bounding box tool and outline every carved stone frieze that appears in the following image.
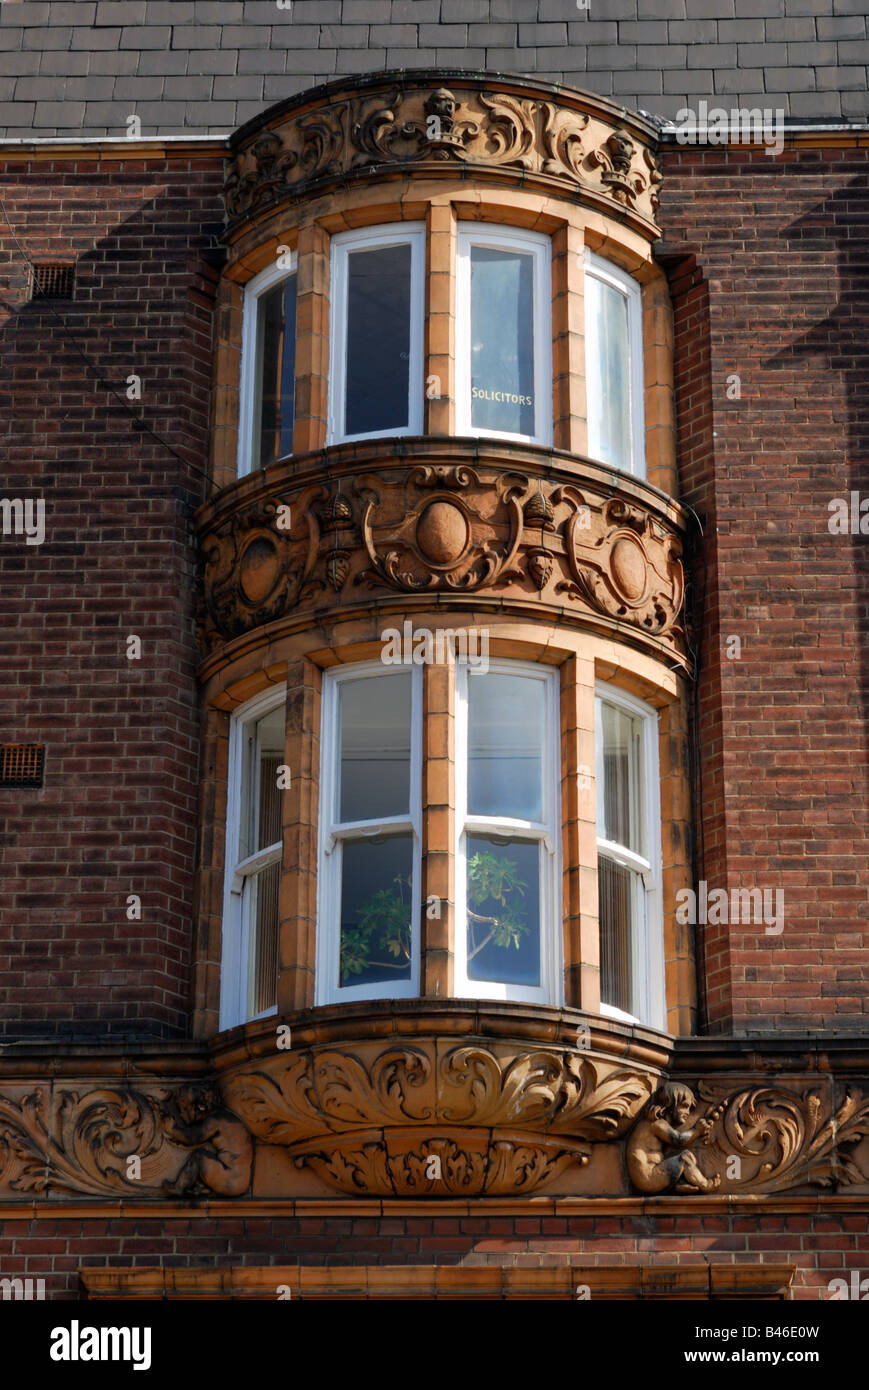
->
[626,1080,869,1195]
[220,1041,655,1197]
[223,77,662,234]
[556,492,685,635]
[195,446,687,658]
[0,1043,868,1200]
[0,1083,252,1199]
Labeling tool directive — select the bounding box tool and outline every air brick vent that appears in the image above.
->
[0,744,45,787]
[29,262,75,300]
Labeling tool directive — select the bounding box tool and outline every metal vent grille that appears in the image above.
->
[0,744,45,788]
[29,263,75,301]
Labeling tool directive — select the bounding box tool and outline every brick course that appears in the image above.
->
[0,1210,862,1298]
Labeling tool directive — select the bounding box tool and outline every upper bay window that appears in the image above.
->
[328,224,425,445]
[584,249,645,477]
[456,225,552,447]
[238,254,298,475]
[234,230,651,476]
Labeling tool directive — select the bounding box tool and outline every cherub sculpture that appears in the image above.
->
[627,1082,721,1193]
[162,1085,253,1198]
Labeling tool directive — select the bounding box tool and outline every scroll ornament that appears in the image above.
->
[196,468,686,652]
[223,85,661,227]
[222,1043,656,1197]
[0,1085,252,1199]
[626,1081,869,1195]
[0,1069,866,1200]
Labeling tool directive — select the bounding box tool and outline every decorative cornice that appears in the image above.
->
[194,440,688,668]
[1,1008,867,1203]
[222,73,662,239]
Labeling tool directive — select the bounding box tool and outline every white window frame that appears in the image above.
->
[595,682,664,1030]
[584,249,646,478]
[327,223,425,446]
[219,684,286,1031]
[454,660,562,1005]
[316,661,423,1005]
[455,224,553,448]
[237,253,298,479]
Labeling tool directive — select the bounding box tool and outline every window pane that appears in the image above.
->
[339,834,413,988]
[466,834,540,986]
[240,704,285,860]
[470,245,535,437]
[599,855,634,1015]
[248,860,280,1015]
[257,275,296,467]
[587,274,630,471]
[339,673,411,822]
[345,243,411,436]
[468,672,544,821]
[597,701,644,856]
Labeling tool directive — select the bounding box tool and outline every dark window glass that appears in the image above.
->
[338,673,411,823]
[470,245,535,437]
[345,243,411,436]
[599,855,633,1015]
[258,275,296,467]
[250,861,280,1015]
[339,834,413,988]
[468,672,544,822]
[466,834,540,986]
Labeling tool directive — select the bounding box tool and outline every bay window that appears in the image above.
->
[238,255,297,476]
[595,685,664,1029]
[584,249,645,477]
[316,664,423,1003]
[456,225,552,446]
[220,689,286,1028]
[328,224,425,444]
[455,663,561,1004]
[219,668,667,1030]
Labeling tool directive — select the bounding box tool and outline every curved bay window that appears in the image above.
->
[220,689,286,1027]
[456,225,552,446]
[238,255,297,475]
[328,224,425,445]
[234,228,646,474]
[206,77,688,1046]
[317,663,423,1003]
[219,663,665,1030]
[584,248,645,477]
[455,663,560,1003]
[596,686,664,1030]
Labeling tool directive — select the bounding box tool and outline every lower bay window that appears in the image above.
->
[220,666,666,1030]
[220,688,287,1028]
[454,663,561,1003]
[595,684,664,1030]
[316,663,423,1003]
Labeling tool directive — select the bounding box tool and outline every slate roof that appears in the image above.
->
[0,0,865,139]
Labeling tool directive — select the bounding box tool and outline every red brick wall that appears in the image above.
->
[659,142,869,1034]
[0,1211,863,1300]
[0,154,225,1039]
[2,142,867,1040]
